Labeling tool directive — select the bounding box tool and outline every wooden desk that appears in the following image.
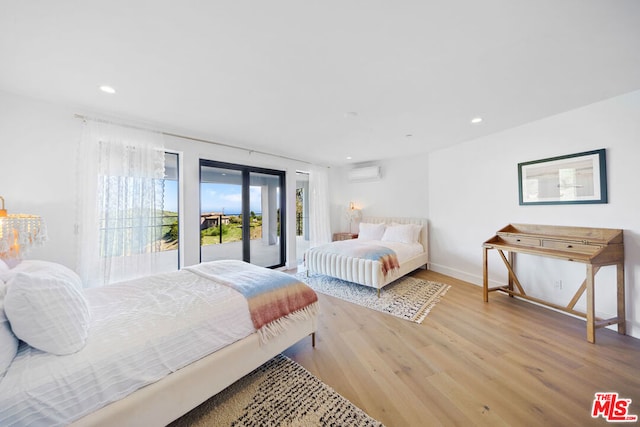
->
[482,223,625,343]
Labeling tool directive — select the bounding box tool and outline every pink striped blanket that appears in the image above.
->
[306,240,400,276]
[186,260,318,343]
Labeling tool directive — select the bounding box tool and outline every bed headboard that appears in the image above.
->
[361,216,429,251]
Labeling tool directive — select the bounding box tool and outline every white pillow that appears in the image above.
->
[381,224,416,244]
[390,222,423,244]
[5,271,91,355]
[358,223,386,241]
[0,260,83,290]
[0,283,19,377]
[0,259,8,273]
[408,224,423,243]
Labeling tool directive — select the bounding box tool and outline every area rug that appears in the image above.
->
[297,273,450,324]
[169,354,383,426]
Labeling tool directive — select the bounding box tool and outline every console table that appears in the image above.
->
[482,223,625,343]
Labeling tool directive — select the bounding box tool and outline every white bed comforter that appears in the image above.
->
[0,269,254,427]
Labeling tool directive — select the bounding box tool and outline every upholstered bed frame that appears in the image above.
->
[71,320,316,426]
[305,216,429,292]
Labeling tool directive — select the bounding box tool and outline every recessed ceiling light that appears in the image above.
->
[346,156,352,160]
[405,134,413,138]
[471,117,483,124]
[99,85,116,94]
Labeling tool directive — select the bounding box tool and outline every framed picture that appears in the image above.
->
[518,149,607,205]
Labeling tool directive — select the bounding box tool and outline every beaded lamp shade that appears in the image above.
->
[0,197,47,260]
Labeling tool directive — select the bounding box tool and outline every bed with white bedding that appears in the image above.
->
[304,217,429,294]
[0,259,318,427]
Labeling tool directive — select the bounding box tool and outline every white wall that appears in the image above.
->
[0,92,79,267]
[0,90,312,272]
[329,155,430,233]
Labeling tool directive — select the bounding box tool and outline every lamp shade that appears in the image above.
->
[348,208,362,221]
[0,212,47,260]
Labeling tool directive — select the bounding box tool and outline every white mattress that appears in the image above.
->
[0,269,254,427]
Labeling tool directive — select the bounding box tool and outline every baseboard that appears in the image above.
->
[428,262,488,287]
[429,262,639,340]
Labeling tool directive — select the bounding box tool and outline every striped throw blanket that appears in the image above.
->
[307,240,400,276]
[186,260,318,343]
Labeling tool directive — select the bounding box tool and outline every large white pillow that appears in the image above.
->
[0,260,83,290]
[381,223,417,244]
[358,222,386,241]
[390,222,423,244]
[5,271,91,355]
[0,283,19,377]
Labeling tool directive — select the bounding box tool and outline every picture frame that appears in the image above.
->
[518,149,607,205]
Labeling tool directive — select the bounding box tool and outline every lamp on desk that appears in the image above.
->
[346,201,362,234]
[0,196,47,265]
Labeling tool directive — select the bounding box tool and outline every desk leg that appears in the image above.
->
[617,262,626,335]
[586,264,595,344]
[508,251,515,297]
[483,247,489,302]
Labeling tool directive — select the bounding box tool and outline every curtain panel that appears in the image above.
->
[308,166,332,248]
[76,121,165,287]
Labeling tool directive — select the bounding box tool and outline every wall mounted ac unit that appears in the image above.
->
[348,166,381,182]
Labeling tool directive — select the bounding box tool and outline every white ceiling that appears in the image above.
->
[1,1,639,166]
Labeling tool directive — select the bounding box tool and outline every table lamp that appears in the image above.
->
[347,201,362,234]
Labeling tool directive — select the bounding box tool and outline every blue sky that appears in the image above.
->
[163,182,264,214]
[201,184,262,214]
[163,181,179,212]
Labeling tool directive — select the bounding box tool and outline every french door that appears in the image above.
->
[199,160,285,268]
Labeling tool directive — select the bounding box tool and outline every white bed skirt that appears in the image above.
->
[70,318,316,427]
[305,217,429,290]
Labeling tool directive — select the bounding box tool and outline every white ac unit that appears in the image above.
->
[348,166,381,182]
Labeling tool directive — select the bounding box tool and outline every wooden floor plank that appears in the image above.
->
[285,269,640,426]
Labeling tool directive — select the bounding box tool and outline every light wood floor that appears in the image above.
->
[283,269,640,427]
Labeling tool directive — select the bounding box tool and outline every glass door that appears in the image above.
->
[200,164,244,262]
[249,171,283,267]
[200,160,285,268]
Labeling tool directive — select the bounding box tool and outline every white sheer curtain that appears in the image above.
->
[308,166,332,248]
[76,121,166,287]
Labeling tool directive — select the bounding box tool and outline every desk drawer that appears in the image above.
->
[499,236,541,247]
[541,239,601,254]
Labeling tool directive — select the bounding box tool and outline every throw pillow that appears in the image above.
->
[5,271,91,355]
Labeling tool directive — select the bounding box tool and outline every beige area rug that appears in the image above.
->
[297,273,450,323]
[169,354,383,427]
